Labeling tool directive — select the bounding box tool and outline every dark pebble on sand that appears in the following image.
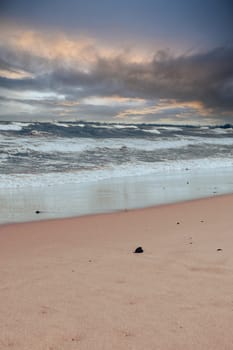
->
[176,222,180,225]
[134,247,143,254]
[35,210,40,214]
[217,248,222,252]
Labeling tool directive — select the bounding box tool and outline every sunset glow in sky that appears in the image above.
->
[0,0,233,124]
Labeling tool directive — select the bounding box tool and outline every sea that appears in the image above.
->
[0,121,233,224]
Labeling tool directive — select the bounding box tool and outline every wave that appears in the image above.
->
[0,157,232,189]
[1,133,233,157]
[52,122,70,128]
[0,121,233,140]
[212,128,233,134]
[143,128,161,134]
[157,126,183,131]
[0,122,31,131]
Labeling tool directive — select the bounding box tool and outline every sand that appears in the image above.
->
[0,194,233,350]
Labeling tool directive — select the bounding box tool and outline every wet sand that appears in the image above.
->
[0,195,233,349]
[1,166,233,225]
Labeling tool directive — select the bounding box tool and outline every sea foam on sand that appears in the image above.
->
[0,194,233,349]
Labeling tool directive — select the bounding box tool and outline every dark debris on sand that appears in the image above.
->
[134,247,144,254]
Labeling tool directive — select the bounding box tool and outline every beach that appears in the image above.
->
[1,1,233,348]
[1,194,233,350]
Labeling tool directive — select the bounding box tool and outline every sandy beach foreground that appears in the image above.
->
[0,195,233,350]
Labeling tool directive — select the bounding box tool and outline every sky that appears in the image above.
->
[0,0,233,124]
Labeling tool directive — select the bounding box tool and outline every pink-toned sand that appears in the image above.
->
[0,195,233,350]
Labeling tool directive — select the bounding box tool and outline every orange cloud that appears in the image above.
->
[56,100,80,107]
[116,100,213,120]
[0,22,150,68]
[82,96,145,106]
[0,68,33,79]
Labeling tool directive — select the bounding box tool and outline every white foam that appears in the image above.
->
[0,136,193,154]
[143,128,161,134]
[157,126,183,131]
[212,128,227,134]
[197,137,233,146]
[0,122,31,131]
[1,134,233,156]
[0,157,232,189]
[113,124,138,129]
[18,138,98,153]
[53,122,69,128]
[0,124,22,131]
[212,128,233,134]
[88,123,115,129]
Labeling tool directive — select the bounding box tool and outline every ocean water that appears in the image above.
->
[0,121,233,223]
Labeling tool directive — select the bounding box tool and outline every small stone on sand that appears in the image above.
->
[134,247,143,253]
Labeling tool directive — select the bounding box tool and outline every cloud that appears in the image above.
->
[91,47,233,109]
[45,47,233,115]
[0,24,232,123]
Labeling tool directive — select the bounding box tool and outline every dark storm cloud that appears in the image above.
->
[35,47,233,109]
[111,47,233,109]
[1,44,233,116]
[0,76,45,91]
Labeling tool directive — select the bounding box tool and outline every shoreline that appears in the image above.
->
[1,165,233,225]
[1,191,233,228]
[0,194,233,349]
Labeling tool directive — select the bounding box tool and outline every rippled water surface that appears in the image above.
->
[0,121,233,188]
